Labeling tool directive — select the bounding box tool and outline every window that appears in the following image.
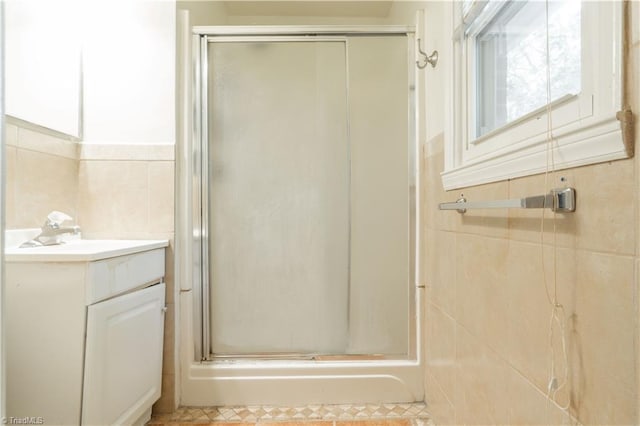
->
[443,0,629,190]
[476,1,581,137]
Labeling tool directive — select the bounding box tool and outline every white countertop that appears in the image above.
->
[5,239,169,262]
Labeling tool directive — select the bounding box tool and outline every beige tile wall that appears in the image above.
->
[5,122,79,229]
[425,142,638,425]
[423,7,640,424]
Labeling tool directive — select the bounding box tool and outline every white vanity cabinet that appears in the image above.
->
[5,240,169,426]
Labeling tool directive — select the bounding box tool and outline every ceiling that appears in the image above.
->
[222,1,394,17]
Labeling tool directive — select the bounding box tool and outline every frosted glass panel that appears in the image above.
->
[208,41,350,354]
[347,36,409,355]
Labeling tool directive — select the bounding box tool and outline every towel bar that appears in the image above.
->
[438,187,576,214]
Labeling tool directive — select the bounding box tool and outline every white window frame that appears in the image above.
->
[442,0,628,190]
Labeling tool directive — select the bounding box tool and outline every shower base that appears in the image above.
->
[181,359,424,406]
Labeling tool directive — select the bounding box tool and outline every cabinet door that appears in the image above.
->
[82,283,166,425]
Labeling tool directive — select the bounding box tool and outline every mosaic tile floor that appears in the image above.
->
[148,403,434,425]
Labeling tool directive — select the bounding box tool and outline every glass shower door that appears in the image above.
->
[205,35,411,359]
[207,40,351,355]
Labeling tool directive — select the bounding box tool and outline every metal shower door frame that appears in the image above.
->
[192,26,419,362]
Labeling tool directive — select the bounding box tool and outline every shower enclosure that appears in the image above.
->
[180,24,423,405]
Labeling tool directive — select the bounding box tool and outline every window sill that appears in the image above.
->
[441,113,627,190]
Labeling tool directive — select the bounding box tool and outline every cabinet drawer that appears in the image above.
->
[87,248,165,304]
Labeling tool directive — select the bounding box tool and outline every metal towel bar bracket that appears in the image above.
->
[439,187,576,214]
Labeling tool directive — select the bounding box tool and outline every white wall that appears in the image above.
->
[386,1,425,25]
[423,1,450,142]
[178,1,227,25]
[225,15,386,25]
[1,2,6,419]
[82,1,176,145]
[178,0,408,26]
[5,1,81,137]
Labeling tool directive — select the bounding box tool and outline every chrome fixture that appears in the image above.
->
[20,211,81,247]
[439,187,576,214]
[416,38,438,69]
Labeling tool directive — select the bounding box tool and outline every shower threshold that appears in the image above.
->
[209,353,400,361]
[186,355,423,405]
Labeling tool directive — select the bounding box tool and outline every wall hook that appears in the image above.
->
[416,38,438,69]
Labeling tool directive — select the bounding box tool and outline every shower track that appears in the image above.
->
[210,353,394,361]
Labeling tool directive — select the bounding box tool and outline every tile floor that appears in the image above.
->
[148,403,434,426]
